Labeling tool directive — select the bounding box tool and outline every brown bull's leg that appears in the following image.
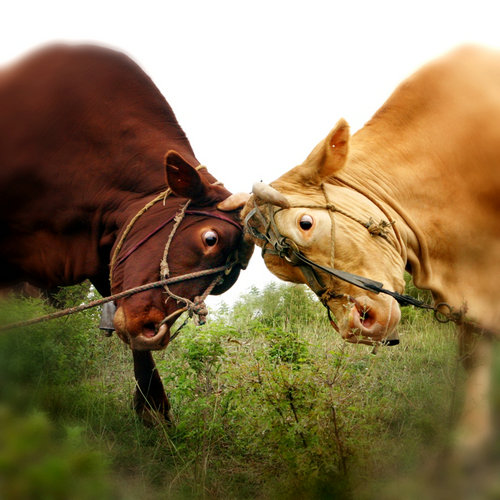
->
[132,350,172,425]
[455,324,493,461]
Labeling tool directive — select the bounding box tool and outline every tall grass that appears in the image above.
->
[0,282,497,499]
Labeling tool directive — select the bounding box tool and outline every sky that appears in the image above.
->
[2,1,499,307]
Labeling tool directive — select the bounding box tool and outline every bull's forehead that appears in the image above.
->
[322,184,387,219]
[271,181,384,217]
[268,184,403,276]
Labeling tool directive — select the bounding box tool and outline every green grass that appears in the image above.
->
[0,282,497,499]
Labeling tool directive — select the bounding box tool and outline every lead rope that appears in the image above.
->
[0,266,228,332]
[1,168,238,335]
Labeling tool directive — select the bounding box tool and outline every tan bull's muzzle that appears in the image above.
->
[327,294,401,347]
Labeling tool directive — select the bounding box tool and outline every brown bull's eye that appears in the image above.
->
[203,230,218,246]
[299,214,314,230]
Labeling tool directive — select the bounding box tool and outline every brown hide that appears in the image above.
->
[0,44,250,421]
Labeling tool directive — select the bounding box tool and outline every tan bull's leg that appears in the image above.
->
[455,324,493,460]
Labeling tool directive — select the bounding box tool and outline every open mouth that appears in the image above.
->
[122,306,188,351]
[130,323,170,350]
[142,321,159,338]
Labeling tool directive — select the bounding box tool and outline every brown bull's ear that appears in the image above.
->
[165,150,208,199]
[300,118,350,182]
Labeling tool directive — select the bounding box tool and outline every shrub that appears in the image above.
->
[0,280,478,499]
[0,294,102,400]
[0,406,111,499]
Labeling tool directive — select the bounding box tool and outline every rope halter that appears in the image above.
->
[109,166,243,332]
[244,188,465,339]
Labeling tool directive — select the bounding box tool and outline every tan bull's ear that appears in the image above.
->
[323,118,350,174]
[301,118,350,182]
[165,150,208,199]
[217,192,251,211]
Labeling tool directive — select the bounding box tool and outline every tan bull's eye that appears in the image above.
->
[299,214,314,230]
[203,230,218,246]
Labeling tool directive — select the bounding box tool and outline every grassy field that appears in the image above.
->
[0,282,498,499]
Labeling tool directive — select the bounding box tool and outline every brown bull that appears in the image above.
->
[0,44,252,421]
[239,46,500,458]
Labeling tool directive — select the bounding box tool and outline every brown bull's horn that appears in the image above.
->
[252,182,290,208]
[217,192,251,211]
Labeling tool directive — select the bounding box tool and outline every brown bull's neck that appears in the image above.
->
[0,44,204,294]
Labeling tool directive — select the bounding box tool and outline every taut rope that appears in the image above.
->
[0,266,229,332]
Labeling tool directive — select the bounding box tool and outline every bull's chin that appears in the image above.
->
[337,319,401,346]
[340,329,400,346]
[129,324,170,351]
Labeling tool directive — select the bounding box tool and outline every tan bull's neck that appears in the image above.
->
[333,130,438,297]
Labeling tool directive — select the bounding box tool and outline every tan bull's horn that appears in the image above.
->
[217,192,251,211]
[252,182,290,208]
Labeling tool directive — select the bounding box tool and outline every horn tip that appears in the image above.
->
[252,181,290,208]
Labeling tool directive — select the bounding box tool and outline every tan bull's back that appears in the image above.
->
[243,47,500,462]
[344,46,500,333]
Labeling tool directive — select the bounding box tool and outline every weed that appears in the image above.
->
[0,280,495,499]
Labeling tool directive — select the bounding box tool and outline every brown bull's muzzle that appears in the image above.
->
[129,323,171,351]
[113,304,186,351]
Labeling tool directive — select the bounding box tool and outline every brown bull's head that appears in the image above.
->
[111,151,253,350]
[242,119,405,345]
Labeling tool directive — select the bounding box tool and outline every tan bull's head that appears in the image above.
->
[242,119,406,345]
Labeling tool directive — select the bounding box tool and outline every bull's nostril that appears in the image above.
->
[357,304,375,328]
[362,313,375,328]
[143,322,157,338]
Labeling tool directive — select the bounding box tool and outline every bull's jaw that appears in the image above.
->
[327,294,401,345]
[113,305,181,351]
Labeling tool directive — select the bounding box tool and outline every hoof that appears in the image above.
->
[133,391,173,427]
[135,404,174,428]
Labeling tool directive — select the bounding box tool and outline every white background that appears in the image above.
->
[2,1,499,306]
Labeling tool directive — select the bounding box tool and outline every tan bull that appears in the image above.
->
[225,46,500,459]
